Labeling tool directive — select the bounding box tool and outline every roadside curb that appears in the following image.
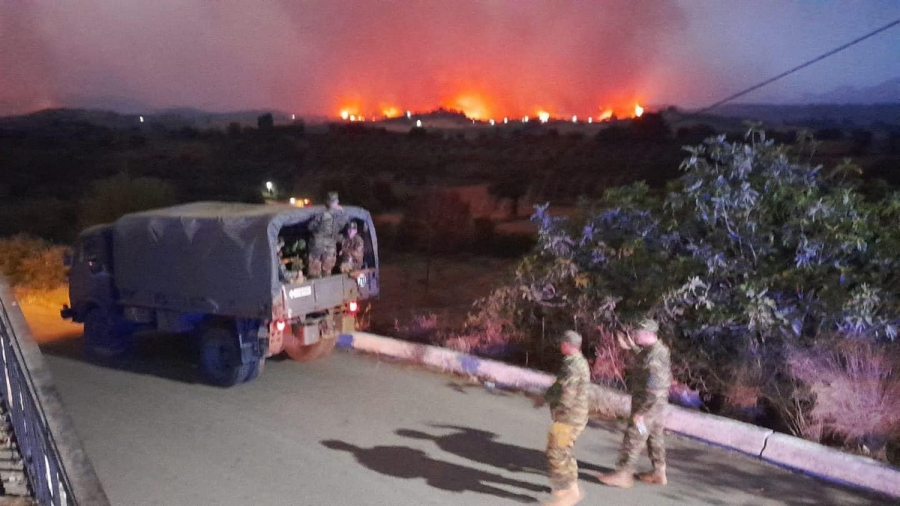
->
[337,331,900,499]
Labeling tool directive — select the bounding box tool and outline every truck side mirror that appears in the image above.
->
[88,258,103,274]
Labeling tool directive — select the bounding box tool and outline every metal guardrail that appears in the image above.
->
[0,279,109,506]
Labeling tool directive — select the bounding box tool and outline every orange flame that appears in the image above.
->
[537,110,550,123]
[598,109,613,121]
[444,93,492,120]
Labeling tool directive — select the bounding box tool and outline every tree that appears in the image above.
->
[257,113,274,131]
[479,128,900,393]
[488,170,531,219]
[79,173,178,228]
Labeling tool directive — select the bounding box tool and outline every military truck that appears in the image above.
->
[60,202,379,386]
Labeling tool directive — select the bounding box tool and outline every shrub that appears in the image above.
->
[468,129,900,449]
[787,340,900,456]
[393,313,440,343]
[0,235,67,289]
[401,191,477,254]
[78,173,178,228]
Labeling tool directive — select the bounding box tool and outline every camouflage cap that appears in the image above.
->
[327,191,339,203]
[561,330,582,347]
[637,318,659,333]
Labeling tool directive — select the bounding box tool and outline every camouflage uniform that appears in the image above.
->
[545,351,590,491]
[339,230,366,273]
[308,209,346,278]
[617,340,672,471]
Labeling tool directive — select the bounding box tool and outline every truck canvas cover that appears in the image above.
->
[112,202,375,318]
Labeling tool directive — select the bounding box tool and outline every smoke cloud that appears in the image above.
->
[1,1,898,117]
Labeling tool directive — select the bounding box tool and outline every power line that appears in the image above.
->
[694,18,900,115]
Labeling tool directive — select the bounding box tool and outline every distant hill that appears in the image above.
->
[0,107,300,131]
[701,103,900,129]
[802,77,900,105]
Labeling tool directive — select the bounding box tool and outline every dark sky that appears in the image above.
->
[1,1,899,118]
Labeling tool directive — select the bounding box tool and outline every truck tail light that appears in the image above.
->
[348,301,359,314]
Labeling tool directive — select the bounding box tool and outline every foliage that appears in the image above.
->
[78,173,178,228]
[0,235,67,289]
[787,339,900,458]
[472,130,900,445]
[401,190,477,254]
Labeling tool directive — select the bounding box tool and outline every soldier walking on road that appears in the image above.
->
[307,191,346,278]
[598,318,672,489]
[543,330,590,506]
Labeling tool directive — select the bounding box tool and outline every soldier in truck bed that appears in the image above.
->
[339,221,365,273]
[307,191,347,278]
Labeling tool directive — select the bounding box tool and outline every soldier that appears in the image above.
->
[307,191,346,278]
[339,221,366,273]
[543,330,590,506]
[597,318,672,489]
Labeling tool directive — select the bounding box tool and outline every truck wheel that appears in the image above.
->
[83,308,132,358]
[241,359,264,383]
[199,326,247,387]
[283,336,336,362]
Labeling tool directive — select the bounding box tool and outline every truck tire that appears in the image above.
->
[241,359,264,383]
[83,307,132,358]
[199,325,250,387]
[283,336,336,362]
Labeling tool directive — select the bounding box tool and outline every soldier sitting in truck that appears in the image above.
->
[277,237,306,283]
[339,221,366,273]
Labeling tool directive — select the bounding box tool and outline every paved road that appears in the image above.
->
[22,304,894,506]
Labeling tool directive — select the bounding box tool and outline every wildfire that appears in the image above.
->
[335,95,648,122]
[381,106,401,119]
[444,93,492,120]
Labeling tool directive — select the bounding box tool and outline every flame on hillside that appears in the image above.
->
[336,94,647,122]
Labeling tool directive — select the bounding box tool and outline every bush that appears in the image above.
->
[79,173,178,228]
[401,191,477,254]
[467,129,900,454]
[787,340,900,456]
[0,235,67,289]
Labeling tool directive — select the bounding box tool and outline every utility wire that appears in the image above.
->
[693,18,900,115]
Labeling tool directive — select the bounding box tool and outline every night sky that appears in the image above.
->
[1,1,899,118]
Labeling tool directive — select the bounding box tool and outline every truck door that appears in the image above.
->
[69,229,116,319]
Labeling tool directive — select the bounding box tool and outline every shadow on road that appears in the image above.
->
[322,440,545,503]
[397,424,611,481]
[39,332,205,384]
[661,445,896,506]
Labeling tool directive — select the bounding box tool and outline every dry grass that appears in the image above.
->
[14,285,69,310]
[589,326,628,388]
[0,235,68,291]
[369,253,517,333]
[789,340,900,456]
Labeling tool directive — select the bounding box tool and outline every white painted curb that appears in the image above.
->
[761,433,900,498]
[337,331,900,499]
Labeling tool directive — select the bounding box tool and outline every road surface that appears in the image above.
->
[21,303,894,505]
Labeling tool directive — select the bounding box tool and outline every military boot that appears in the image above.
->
[597,469,635,489]
[637,465,667,485]
[541,482,584,506]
